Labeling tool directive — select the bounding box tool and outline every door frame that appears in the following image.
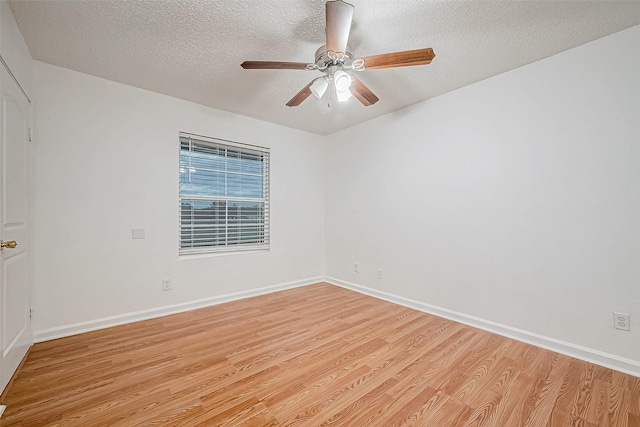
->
[0,53,32,398]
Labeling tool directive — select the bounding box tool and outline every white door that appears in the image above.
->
[0,64,31,394]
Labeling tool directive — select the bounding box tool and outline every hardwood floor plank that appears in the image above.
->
[606,383,630,427]
[630,391,640,415]
[415,393,472,427]
[403,390,449,426]
[375,385,438,426]
[272,364,373,423]
[463,392,502,427]
[569,360,598,421]
[523,353,572,426]
[585,380,611,426]
[454,356,519,406]
[316,377,399,426]
[487,372,535,426]
[1,283,638,426]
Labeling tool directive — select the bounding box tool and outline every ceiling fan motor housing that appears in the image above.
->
[314,45,355,70]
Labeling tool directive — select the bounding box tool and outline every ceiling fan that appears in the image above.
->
[241,0,435,108]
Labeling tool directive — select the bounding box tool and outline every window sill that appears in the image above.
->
[179,247,270,260]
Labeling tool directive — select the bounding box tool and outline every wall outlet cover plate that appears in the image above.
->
[613,312,630,331]
[131,228,145,239]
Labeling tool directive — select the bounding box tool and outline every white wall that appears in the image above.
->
[32,61,325,338]
[325,26,640,368]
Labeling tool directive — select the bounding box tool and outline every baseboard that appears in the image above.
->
[326,277,640,378]
[34,277,323,343]
[32,275,640,377]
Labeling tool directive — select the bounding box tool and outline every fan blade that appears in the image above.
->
[326,0,354,55]
[360,48,435,70]
[286,81,314,107]
[241,61,309,70]
[350,77,379,106]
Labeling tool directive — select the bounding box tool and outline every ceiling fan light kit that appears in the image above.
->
[333,70,352,92]
[310,77,329,99]
[240,0,435,109]
[335,87,352,103]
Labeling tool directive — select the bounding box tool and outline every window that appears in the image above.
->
[179,132,270,254]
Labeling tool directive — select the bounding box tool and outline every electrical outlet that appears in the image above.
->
[613,312,630,331]
[162,278,172,291]
[377,269,383,279]
[131,228,145,239]
[353,262,359,273]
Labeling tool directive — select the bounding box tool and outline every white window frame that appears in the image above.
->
[179,132,270,255]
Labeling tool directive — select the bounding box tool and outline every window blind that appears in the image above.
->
[179,133,270,254]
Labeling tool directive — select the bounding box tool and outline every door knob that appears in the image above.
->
[1,240,17,249]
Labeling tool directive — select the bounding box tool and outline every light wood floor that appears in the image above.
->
[1,283,639,426]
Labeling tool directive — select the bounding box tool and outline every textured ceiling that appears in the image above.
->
[8,0,640,135]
